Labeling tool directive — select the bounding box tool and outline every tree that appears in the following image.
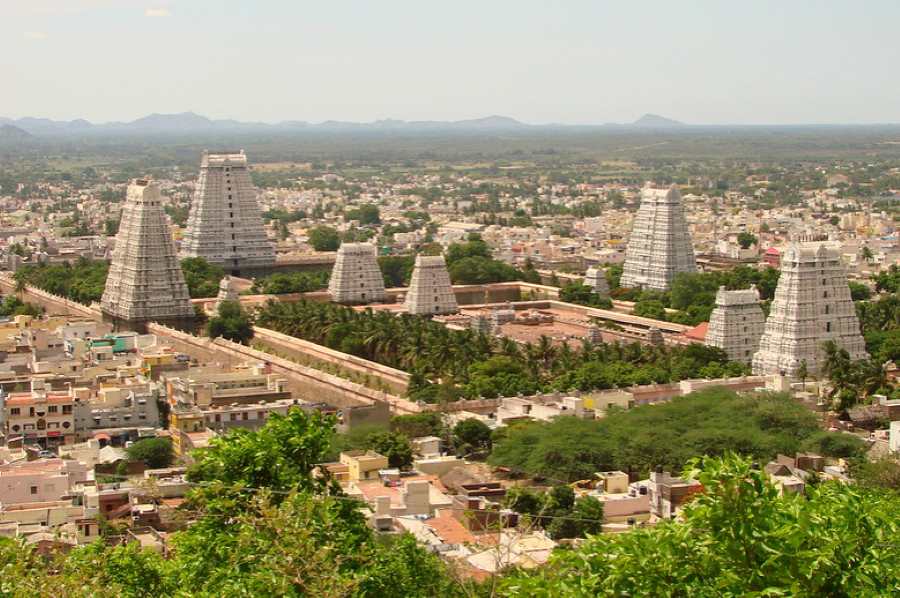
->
[797,359,808,390]
[307,225,341,251]
[848,281,872,301]
[736,232,758,249]
[125,437,174,469]
[206,301,254,344]
[453,418,492,450]
[500,455,900,596]
[366,431,414,469]
[180,257,225,298]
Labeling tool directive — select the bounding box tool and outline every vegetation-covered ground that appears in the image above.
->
[256,300,749,401]
[488,388,865,481]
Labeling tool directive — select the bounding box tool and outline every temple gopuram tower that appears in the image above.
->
[405,254,458,315]
[328,242,386,304]
[181,150,275,275]
[583,266,610,297]
[752,243,868,376]
[620,184,696,291]
[705,286,766,364]
[101,180,194,324]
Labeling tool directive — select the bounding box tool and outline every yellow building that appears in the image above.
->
[339,451,389,482]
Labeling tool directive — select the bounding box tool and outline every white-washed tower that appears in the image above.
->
[405,254,458,315]
[620,184,696,291]
[181,150,275,274]
[752,243,868,376]
[584,266,610,297]
[328,242,386,304]
[101,180,194,322]
[705,286,766,364]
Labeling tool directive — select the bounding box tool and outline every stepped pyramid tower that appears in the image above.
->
[583,266,610,297]
[328,242,386,304]
[181,150,275,275]
[405,254,458,315]
[101,180,194,323]
[752,243,867,376]
[620,184,696,291]
[705,286,766,364]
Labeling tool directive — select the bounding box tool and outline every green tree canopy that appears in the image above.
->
[307,225,341,251]
[125,437,174,469]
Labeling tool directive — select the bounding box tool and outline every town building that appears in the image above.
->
[404,254,458,315]
[2,380,76,447]
[328,242,386,304]
[100,179,195,324]
[753,243,868,376]
[180,151,275,275]
[620,185,696,291]
[705,286,766,364]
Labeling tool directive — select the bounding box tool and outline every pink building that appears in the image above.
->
[0,459,89,504]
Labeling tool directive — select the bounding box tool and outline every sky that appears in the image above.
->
[2,0,900,125]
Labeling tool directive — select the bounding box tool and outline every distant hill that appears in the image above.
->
[0,112,531,136]
[633,113,684,127]
[0,124,32,140]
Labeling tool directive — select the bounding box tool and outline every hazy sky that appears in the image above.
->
[3,0,899,125]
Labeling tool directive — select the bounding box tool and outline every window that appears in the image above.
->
[48,405,58,413]
[30,486,37,495]
[825,305,830,315]
[62,405,72,414]
[10,408,19,416]
[29,407,35,417]
[826,322,832,333]
[242,412,248,420]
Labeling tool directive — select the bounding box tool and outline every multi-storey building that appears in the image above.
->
[2,380,76,447]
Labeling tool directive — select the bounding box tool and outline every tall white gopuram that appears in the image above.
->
[620,184,696,291]
[101,180,195,322]
[181,151,275,275]
[583,266,610,297]
[752,243,868,376]
[405,254,458,315]
[705,286,766,364]
[328,242,386,304]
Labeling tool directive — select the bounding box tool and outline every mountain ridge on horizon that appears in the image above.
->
[0,111,691,135]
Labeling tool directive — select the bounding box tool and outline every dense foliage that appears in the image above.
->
[0,296,42,317]
[444,235,536,285]
[15,258,109,304]
[307,225,341,251]
[206,300,254,344]
[250,270,331,294]
[256,300,749,401]
[179,257,225,299]
[0,408,463,596]
[500,455,900,596]
[125,437,174,469]
[558,282,613,309]
[488,388,864,480]
[504,485,604,540]
[15,257,225,303]
[614,267,781,325]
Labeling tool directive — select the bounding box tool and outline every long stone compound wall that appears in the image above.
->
[180,150,275,273]
[101,180,195,322]
[404,254,458,315]
[752,243,868,377]
[705,286,766,364]
[328,242,386,304]
[0,275,100,318]
[146,323,422,415]
[620,184,697,291]
[251,326,410,394]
